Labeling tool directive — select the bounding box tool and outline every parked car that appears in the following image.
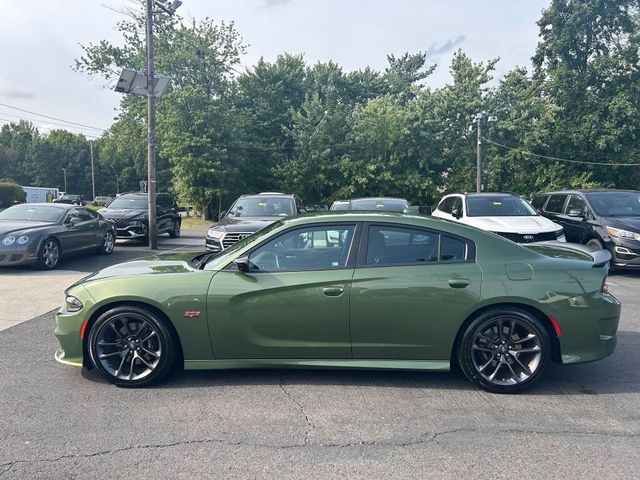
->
[349,197,411,212]
[53,194,86,206]
[0,203,115,269]
[55,212,619,393]
[93,195,114,207]
[205,192,305,252]
[432,192,565,243]
[532,189,640,269]
[99,192,181,241]
[330,200,350,210]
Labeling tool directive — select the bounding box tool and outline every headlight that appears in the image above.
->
[17,235,29,245]
[607,226,640,241]
[2,235,15,246]
[207,229,224,239]
[65,296,84,312]
[555,230,566,242]
[129,220,143,227]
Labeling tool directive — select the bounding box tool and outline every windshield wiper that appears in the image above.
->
[193,252,218,270]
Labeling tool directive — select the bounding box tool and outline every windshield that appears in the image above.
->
[0,204,66,222]
[331,202,349,211]
[349,198,409,212]
[228,196,294,217]
[107,195,148,209]
[203,220,284,269]
[585,191,640,217]
[466,196,537,217]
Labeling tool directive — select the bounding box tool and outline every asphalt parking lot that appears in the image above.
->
[0,242,639,479]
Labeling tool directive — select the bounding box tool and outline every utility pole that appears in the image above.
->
[90,140,96,201]
[62,168,67,193]
[146,0,158,250]
[476,115,483,193]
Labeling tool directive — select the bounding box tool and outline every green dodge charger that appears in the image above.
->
[55,212,620,393]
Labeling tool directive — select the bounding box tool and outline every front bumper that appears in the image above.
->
[0,244,39,267]
[54,285,96,368]
[205,236,223,252]
[610,239,640,269]
[114,224,147,238]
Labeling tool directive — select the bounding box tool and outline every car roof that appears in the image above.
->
[535,189,639,195]
[350,197,409,202]
[445,192,520,197]
[238,193,294,198]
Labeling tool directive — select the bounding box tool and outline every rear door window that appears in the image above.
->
[437,197,454,214]
[565,195,587,214]
[531,195,547,210]
[544,194,568,213]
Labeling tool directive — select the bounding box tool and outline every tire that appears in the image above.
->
[87,305,178,387]
[586,238,604,250]
[168,219,181,238]
[36,238,60,270]
[97,231,115,255]
[457,307,550,394]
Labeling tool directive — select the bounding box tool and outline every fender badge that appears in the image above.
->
[184,311,201,318]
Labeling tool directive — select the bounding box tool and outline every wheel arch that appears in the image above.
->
[82,300,184,369]
[450,302,562,368]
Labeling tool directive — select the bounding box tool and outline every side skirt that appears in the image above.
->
[184,358,450,372]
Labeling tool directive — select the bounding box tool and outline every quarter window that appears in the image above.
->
[565,195,586,214]
[437,197,454,214]
[247,225,355,272]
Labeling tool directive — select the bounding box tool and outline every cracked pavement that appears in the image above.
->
[0,272,639,479]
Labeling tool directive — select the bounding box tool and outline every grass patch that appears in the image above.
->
[181,215,214,229]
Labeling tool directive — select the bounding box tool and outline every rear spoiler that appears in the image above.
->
[530,241,611,268]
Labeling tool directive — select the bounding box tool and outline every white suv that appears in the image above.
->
[432,193,566,243]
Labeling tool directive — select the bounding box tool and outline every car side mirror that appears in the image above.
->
[452,208,462,219]
[568,209,584,218]
[66,217,82,225]
[220,210,227,218]
[234,256,251,273]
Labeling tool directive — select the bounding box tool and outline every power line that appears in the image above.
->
[0,118,100,139]
[0,110,105,136]
[0,102,106,132]
[484,138,640,167]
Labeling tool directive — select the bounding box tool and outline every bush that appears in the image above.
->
[0,179,26,207]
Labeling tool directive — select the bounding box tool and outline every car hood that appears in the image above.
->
[99,208,148,220]
[0,220,55,235]
[601,216,640,232]
[212,215,282,233]
[73,252,202,285]
[465,215,561,234]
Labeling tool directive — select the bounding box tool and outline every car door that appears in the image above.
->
[155,195,168,233]
[350,223,482,360]
[560,194,590,243]
[206,223,359,359]
[61,208,97,252]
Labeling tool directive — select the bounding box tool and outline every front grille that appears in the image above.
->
[222,232,252,249]
[110,218,131,228]
[496,231,559,243]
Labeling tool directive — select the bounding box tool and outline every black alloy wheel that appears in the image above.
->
[169,219,181,238]
[458,307,550,393]
[37,238,60,270]
[88,305,178,387]
[98,231,115,255]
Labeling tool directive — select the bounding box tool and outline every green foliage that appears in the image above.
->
[0,178,26,207]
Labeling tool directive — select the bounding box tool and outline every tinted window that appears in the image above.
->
[545,194,568,213]
[157,195,173,208]
[366,226,439,265]
[349,198,409,212]
[67,209,93,222]
[437,197,454,214]
[248,225,355,271]
[228,196,295,217]
[440,235,467,262]
[451,197,463,216]
[565,195,586,214]
[108,195,147,209]
[585,191,640,217]
[531,195,547,210]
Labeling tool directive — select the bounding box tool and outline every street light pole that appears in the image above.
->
[90,140,96,201]
[476,115,483,193]
[62,168,67,193]
[146,0,158,250]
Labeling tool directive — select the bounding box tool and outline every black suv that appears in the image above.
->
[205,193,305,252]
[532,189,640,269]
[99,192,181,241]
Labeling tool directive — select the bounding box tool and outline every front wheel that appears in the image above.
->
[87,305,178,387]
[586,238,604,250]
[168,219,181,238]
[97,231,115,255]
[36,238,60,270]
[458,308,550,393]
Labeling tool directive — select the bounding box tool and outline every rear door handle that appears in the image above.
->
[323,286,344,297]
[448,279,470,289]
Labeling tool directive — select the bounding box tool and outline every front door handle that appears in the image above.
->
[323,286,344,297]
[448,279,470,289]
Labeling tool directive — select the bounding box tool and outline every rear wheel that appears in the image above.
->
[458,307,550,393]
[87,305,178,387]
[36,238,60,270]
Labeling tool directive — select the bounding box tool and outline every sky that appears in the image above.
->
[0,0,550,139]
